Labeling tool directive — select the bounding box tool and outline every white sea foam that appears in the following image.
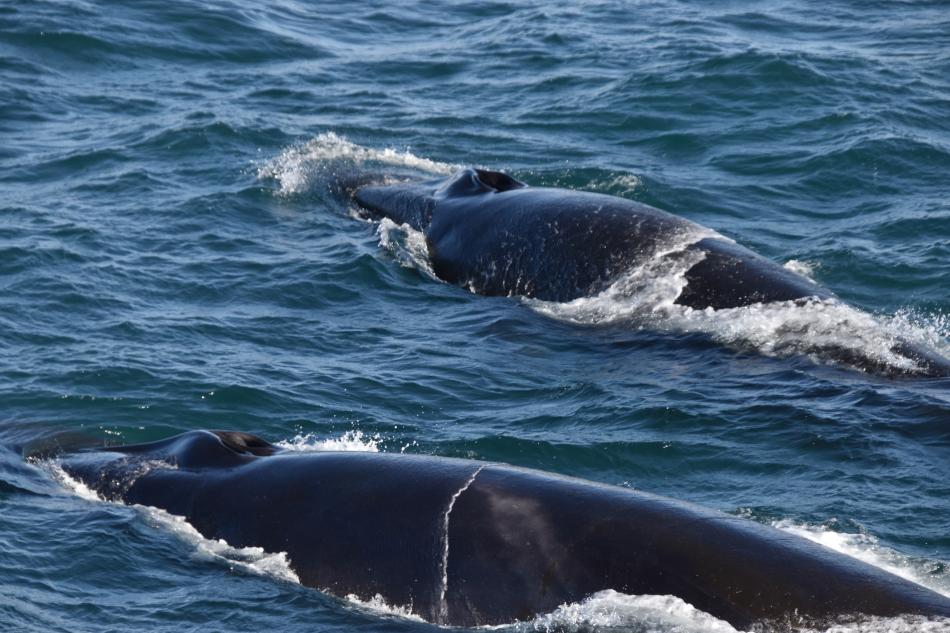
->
[142,505,300,584]
[798,615,950,633]
[376,218,438,278]
[506,590,950,633]
[275,430,381,453]
[783,258,817,280]
[773,520,950,598]
[48,462,101,501]
[499,590,743,633]
[531,245,947,375]
[588,173,643,194]
[889,308,950,360]
[344,593,424,622]
[528,225,723,324]
[51,462,300,584]
[257,131,458,196]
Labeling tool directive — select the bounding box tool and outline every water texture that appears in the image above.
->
[1,1,949,631]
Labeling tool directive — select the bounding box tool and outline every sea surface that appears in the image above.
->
[1,1,949,631]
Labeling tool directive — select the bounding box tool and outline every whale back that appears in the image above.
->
[58,433,950,628]
[60,435,484,623]
[435,168,526,198]
[426,186,694,301]
[353,180,439,231]
[444,465,950,628]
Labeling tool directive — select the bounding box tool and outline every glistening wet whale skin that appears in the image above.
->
[350,168,950,377]
[58,430,950,629]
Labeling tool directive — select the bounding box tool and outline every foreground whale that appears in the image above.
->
[58,430,950,629]
[349,168,950,377]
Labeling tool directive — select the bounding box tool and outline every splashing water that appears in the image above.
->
[588,173,643,194]
[383,212,946,375]
[276,430,382,452]
[376,218,438,278]
[773,520,950,598]
[343,593,424,623]
[277,135,946,375]
[507,590,743,633]
[511,591,950,633]
[783,259,818,281]
[257,132,459,196]
[144,506,300,584]
[50,463,300,583]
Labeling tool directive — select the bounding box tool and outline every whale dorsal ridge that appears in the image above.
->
[473,168,526,192]
[211,430,278,457]
[437,168,526,198]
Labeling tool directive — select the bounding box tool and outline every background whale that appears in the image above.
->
[57,430,950,630]
[349,168,950,377]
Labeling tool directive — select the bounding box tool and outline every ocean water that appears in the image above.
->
[1,1,949,631]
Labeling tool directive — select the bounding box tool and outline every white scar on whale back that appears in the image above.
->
[438,465,485,621]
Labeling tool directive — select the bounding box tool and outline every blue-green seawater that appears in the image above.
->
[1,1,949,631]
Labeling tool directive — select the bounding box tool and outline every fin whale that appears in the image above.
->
[57,430,950,629]
[348,168,950,377]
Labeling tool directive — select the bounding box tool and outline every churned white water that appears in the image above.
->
[276,429,382,452]
[343,593,425,623]
[376,210,946,375]
[773,520,950,598]
[50,462,300,583]
[257,131,459,196]
[376,218,438,278]
[506,590,744,633]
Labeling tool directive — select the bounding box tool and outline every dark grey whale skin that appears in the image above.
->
[354,168,829,309]
[59,430,950,629]
[350,168,950,377]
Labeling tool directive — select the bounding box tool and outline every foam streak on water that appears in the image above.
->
[343,593,424,623]
[143,506,300,584]
[774,520,950,598]
[534,274,941,375]
[49,463,301,584]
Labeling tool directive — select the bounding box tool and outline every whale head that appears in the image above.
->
[353,168,526,231]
